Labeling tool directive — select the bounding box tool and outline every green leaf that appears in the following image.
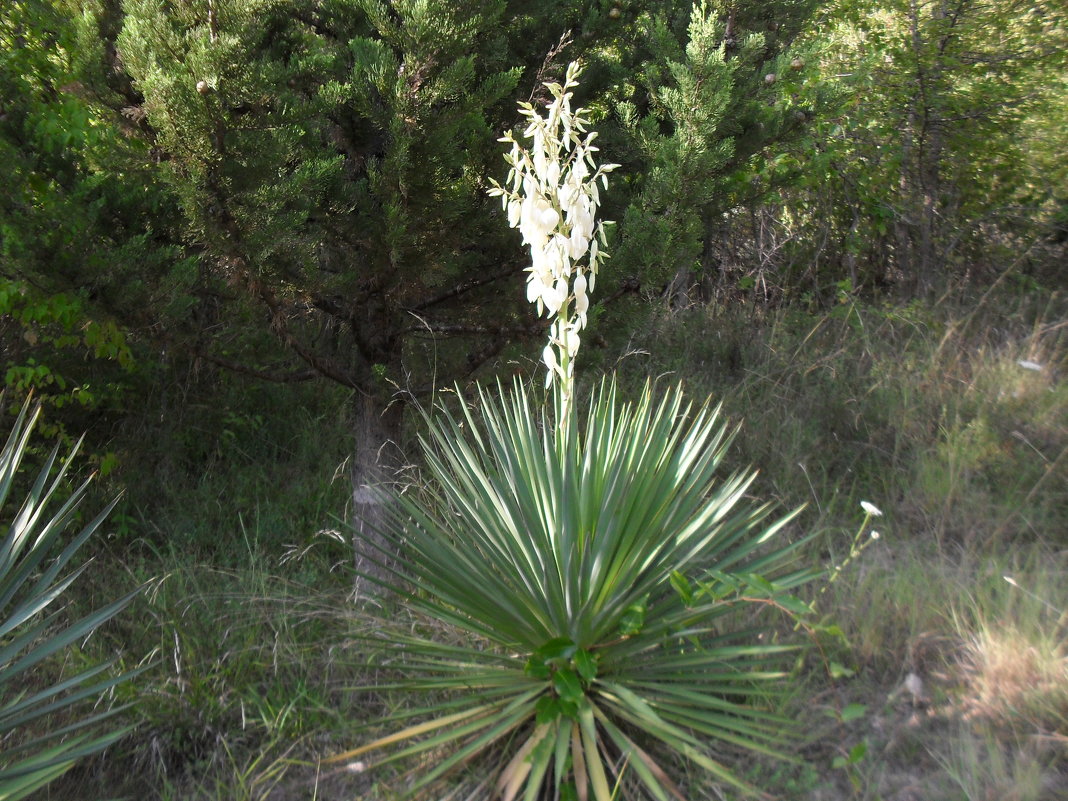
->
[743,573,777,596]
[829,661,855,679]
[524,658,551,680]
[619,594,649,637]
[573,649,597,685]
[819,624,847,641]
[553,669,584,704]
[833,741,868,768]
[777,594,814,616]
[535,695,561,725]
[701,569,743,598]
[558,699,580,721]
[534,637,577,664]
[840,703,867,723]
[669,571,693,605]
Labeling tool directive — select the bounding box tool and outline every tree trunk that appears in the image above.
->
[350,389,405,600]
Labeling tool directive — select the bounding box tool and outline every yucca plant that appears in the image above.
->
[0,400,143,800]
[333,379,818,799]
[330,62,819,799]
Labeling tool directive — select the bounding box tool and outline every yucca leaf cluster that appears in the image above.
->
[339,380,817,799]
[0,401,143,800]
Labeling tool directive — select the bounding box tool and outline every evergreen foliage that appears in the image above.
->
[781,0,1068,293]
[612,0,829,296]
[3,0,828,424]
[113,0,534,400]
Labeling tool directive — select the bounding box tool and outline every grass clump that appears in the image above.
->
[37,538,381,801]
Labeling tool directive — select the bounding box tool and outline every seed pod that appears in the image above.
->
[764,73,777,85]
[196,80,211,95]
[791,57,804,71]
[608,6,621,19]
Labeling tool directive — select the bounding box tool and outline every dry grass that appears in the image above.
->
[957,619,1068,735]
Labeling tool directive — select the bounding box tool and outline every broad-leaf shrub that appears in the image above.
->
[336,380,817,798]
[0,400,143,800]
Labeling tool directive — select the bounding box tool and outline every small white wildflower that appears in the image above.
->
[860,501,883,517]
[1017,359,1043,372]
[870,530,880,540]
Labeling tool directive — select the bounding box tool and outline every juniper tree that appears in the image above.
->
[841,0,1068,290]
[6,0,631,572]
[99,0,521,578]
[611,0,827,301]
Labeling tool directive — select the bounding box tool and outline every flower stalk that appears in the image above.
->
[489,62,617,423]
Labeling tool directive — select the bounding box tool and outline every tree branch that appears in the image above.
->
[407,261,527,311]
[402,320,546,338]
[193,348,319,383]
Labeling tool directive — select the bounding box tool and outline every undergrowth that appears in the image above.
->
[35,285,1068,800]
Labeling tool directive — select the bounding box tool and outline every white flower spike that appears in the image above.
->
[487,62,618,418]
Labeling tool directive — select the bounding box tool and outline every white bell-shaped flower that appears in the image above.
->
[520,194,557,248]
[573,273,589,318]
[538,204,560,233]
[568,229,589,260]
[543,277,568,316]
[527,270,547,306]
[532,129,547,178]
[559,181,580,213]
[547,160,560,187]
[564,328,580,358]
[542,343,558,387]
